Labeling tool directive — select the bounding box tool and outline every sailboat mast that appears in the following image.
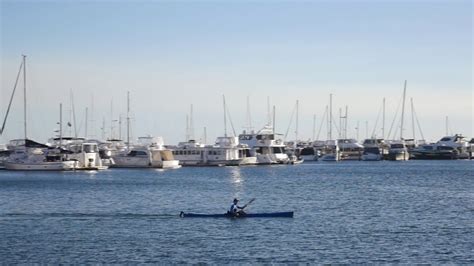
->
[127,91,130,150]
[400,80,407,140]
[223,95,227,137]
[245,96,252,132]
[382,97,385,139]
[295,100,299,141]
[329,94,333,140]
[445,116,449,136]
[59,103,63,146]
[85,107,88,139]
[312,114,316,141]
[344,106,348,139]
[411,98,415,140]
[272,105,276,134]
[190,104,194,140]
[22,55,27,140]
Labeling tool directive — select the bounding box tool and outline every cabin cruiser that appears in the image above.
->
[337,139,363,160]
[172,136,256,166]
[320,140,339,161]
[361,146,382,161]
[386,140,410,161]
[4,139,77,171]
[411,135,470,160]
[0,144,10,169]
[47,137,107,170]
[361,139,386,161]
[112,136,180,169]
[239,126,289,164]
[299,146,319,161]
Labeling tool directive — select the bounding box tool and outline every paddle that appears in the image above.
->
[242,198,255,209]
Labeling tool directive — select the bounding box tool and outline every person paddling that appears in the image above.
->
[229,198,255,216]
[229,198,245,216]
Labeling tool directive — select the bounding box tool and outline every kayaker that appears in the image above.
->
[229,198,246,216]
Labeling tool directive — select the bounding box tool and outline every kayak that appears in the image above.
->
[179,211,294,218]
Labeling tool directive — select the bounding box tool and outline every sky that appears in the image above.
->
[1,0,472,145]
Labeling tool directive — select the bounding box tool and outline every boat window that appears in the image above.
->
[136,151,147,156]
[440,137,451,141]
[438,146,454,151]
[83,144,98,153]
[390,144,404,149]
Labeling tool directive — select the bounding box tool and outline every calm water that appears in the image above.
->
[0,160,472,263]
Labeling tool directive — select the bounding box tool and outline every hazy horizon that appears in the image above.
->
[1,0,472,145]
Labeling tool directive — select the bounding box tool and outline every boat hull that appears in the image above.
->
[180,211,294,218]
[4,160,76,171]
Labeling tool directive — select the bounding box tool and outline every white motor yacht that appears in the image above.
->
[4,139,77,171]
[112,136,180,169]
[386,140,410,161]
[411,135,470,160]
[239,126,289,164]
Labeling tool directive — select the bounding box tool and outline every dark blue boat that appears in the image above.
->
[179,211,294,218]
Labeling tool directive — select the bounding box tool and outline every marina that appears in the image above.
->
[0,0,471,264]
[0,160,472,263]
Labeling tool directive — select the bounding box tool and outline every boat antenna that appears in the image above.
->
[1,57,24,136]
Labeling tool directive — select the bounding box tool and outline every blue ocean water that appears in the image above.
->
[0,160,472,263]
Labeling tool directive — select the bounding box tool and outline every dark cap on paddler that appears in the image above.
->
[233,198,239,203]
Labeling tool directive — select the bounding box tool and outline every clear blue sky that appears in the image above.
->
[1,0,472,144]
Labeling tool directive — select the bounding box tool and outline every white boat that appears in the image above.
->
[318,140,339,161]
[361,139,387,161]
[299,146,318,161]
[386,140,410,161]
[2,56,77,171]
[112,136,180,169]
[361,146,382,161]
[337,139,364,160]
[172,136,256,166]
[48,137,108,170]
[411,135,470,160]
[239,126,289,164]
[4,141,77,171]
